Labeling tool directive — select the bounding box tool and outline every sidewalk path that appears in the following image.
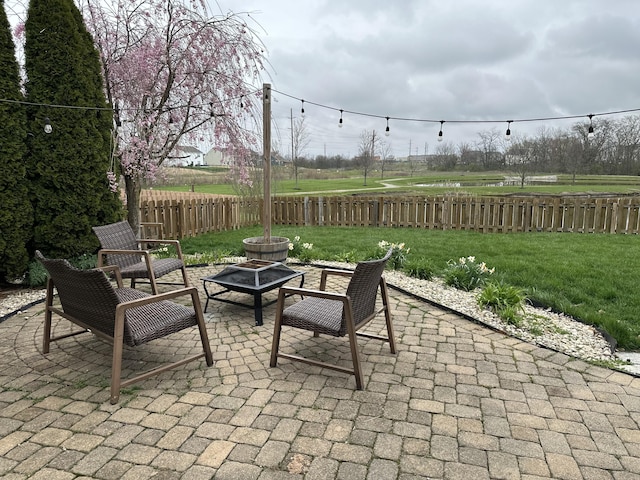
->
[1,265,639,479]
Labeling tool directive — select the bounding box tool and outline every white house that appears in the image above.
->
[165,146,205,166]
[204,147,234,166]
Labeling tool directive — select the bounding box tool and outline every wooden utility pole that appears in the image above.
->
[263,83,271,242]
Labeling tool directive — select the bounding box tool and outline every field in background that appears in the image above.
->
[154,166,640,196]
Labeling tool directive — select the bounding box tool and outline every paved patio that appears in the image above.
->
[1,264,639,479]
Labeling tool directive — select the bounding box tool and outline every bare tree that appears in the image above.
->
[457,141,474,168]
[608,116,640,174]
[433,142,458,170]
[356,129,377,185]
[378,139,393,179]
[476,128,503,169]
[505,135,536,188]
[290,113,310,189]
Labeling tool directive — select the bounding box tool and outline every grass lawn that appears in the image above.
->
[180,225,640,351]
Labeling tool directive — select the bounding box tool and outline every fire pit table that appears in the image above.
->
[201,260,305,326]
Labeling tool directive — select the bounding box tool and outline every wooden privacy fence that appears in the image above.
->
[138,192,640,239]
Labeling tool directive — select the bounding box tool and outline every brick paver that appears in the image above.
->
[0,264,639,478]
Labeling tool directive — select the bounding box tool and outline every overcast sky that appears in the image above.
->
[210,0,640,158]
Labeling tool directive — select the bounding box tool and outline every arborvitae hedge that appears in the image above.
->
[0,0,33,281]
[24,0,121,259]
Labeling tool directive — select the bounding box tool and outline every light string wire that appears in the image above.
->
[0,89,263,112]
[270,88,640,126]
[3,87,640,127]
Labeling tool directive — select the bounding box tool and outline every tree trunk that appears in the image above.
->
[124,174,142,235]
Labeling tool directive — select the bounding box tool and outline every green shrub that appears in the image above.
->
[403,259,436,280]
[26,253,97,287]
[288,236,315,263]
[443,256,494,291]
[477,281,527,325]
[334,250,359,263]
[375,240,410,270]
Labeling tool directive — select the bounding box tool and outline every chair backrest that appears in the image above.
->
[345,248,392,327]
[92,221,142,269]
[36,251,122,339]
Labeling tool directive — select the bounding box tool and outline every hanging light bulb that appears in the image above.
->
[385,116,390,137]
[587,114,595,139]
[437,120,444,142]
[300,99,305,118]
[338,109,343,128]
[505,121,512,141]
[240,95,244,109]
[44,117,52,134]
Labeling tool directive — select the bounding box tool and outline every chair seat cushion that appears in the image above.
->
[115,288,197,347]
[119,258,184,279]
[282,297,345,337]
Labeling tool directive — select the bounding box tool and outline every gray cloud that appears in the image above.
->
[214,0,640,156]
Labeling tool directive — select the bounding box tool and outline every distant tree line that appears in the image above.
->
[278,116,640,179]
[428,117,640,177]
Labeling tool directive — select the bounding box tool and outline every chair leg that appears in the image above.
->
[43,279,55,354]
[148,275,159,295]
[110,311,126,404]
[270,291,286,367]
[180,265,190,288]
[344,309,364,389]
[380,278,396,354]
[191,290,213,366]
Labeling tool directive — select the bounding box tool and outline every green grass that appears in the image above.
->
[180,225,640,350]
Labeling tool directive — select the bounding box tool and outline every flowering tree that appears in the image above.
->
[79,0,267,232]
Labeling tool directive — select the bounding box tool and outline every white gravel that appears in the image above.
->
[0,289,46,318]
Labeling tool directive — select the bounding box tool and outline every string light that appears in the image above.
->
[44,117,52,134]
[301,99,305,118]
[270,89,640,140]
[385,116,390,136]
[338,109,343,128]
[587,114,595,139]
[505,120,512,141]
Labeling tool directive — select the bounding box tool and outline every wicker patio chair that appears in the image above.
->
[36,251,213,404]
[93,220,189,294]
[270,248,396,389]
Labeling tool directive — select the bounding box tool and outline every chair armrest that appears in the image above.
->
[134,239,185,260]
[97,248,144,255]
[320,268,354,290]
[117,286,201,311]
[322,268,354,277]
[278,286,347,302]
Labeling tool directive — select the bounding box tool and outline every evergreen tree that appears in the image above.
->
[24,0,121,258]
[0,0,33,281]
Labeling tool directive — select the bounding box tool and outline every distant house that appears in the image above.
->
[165,146,205,166]
[204,148,233,166]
